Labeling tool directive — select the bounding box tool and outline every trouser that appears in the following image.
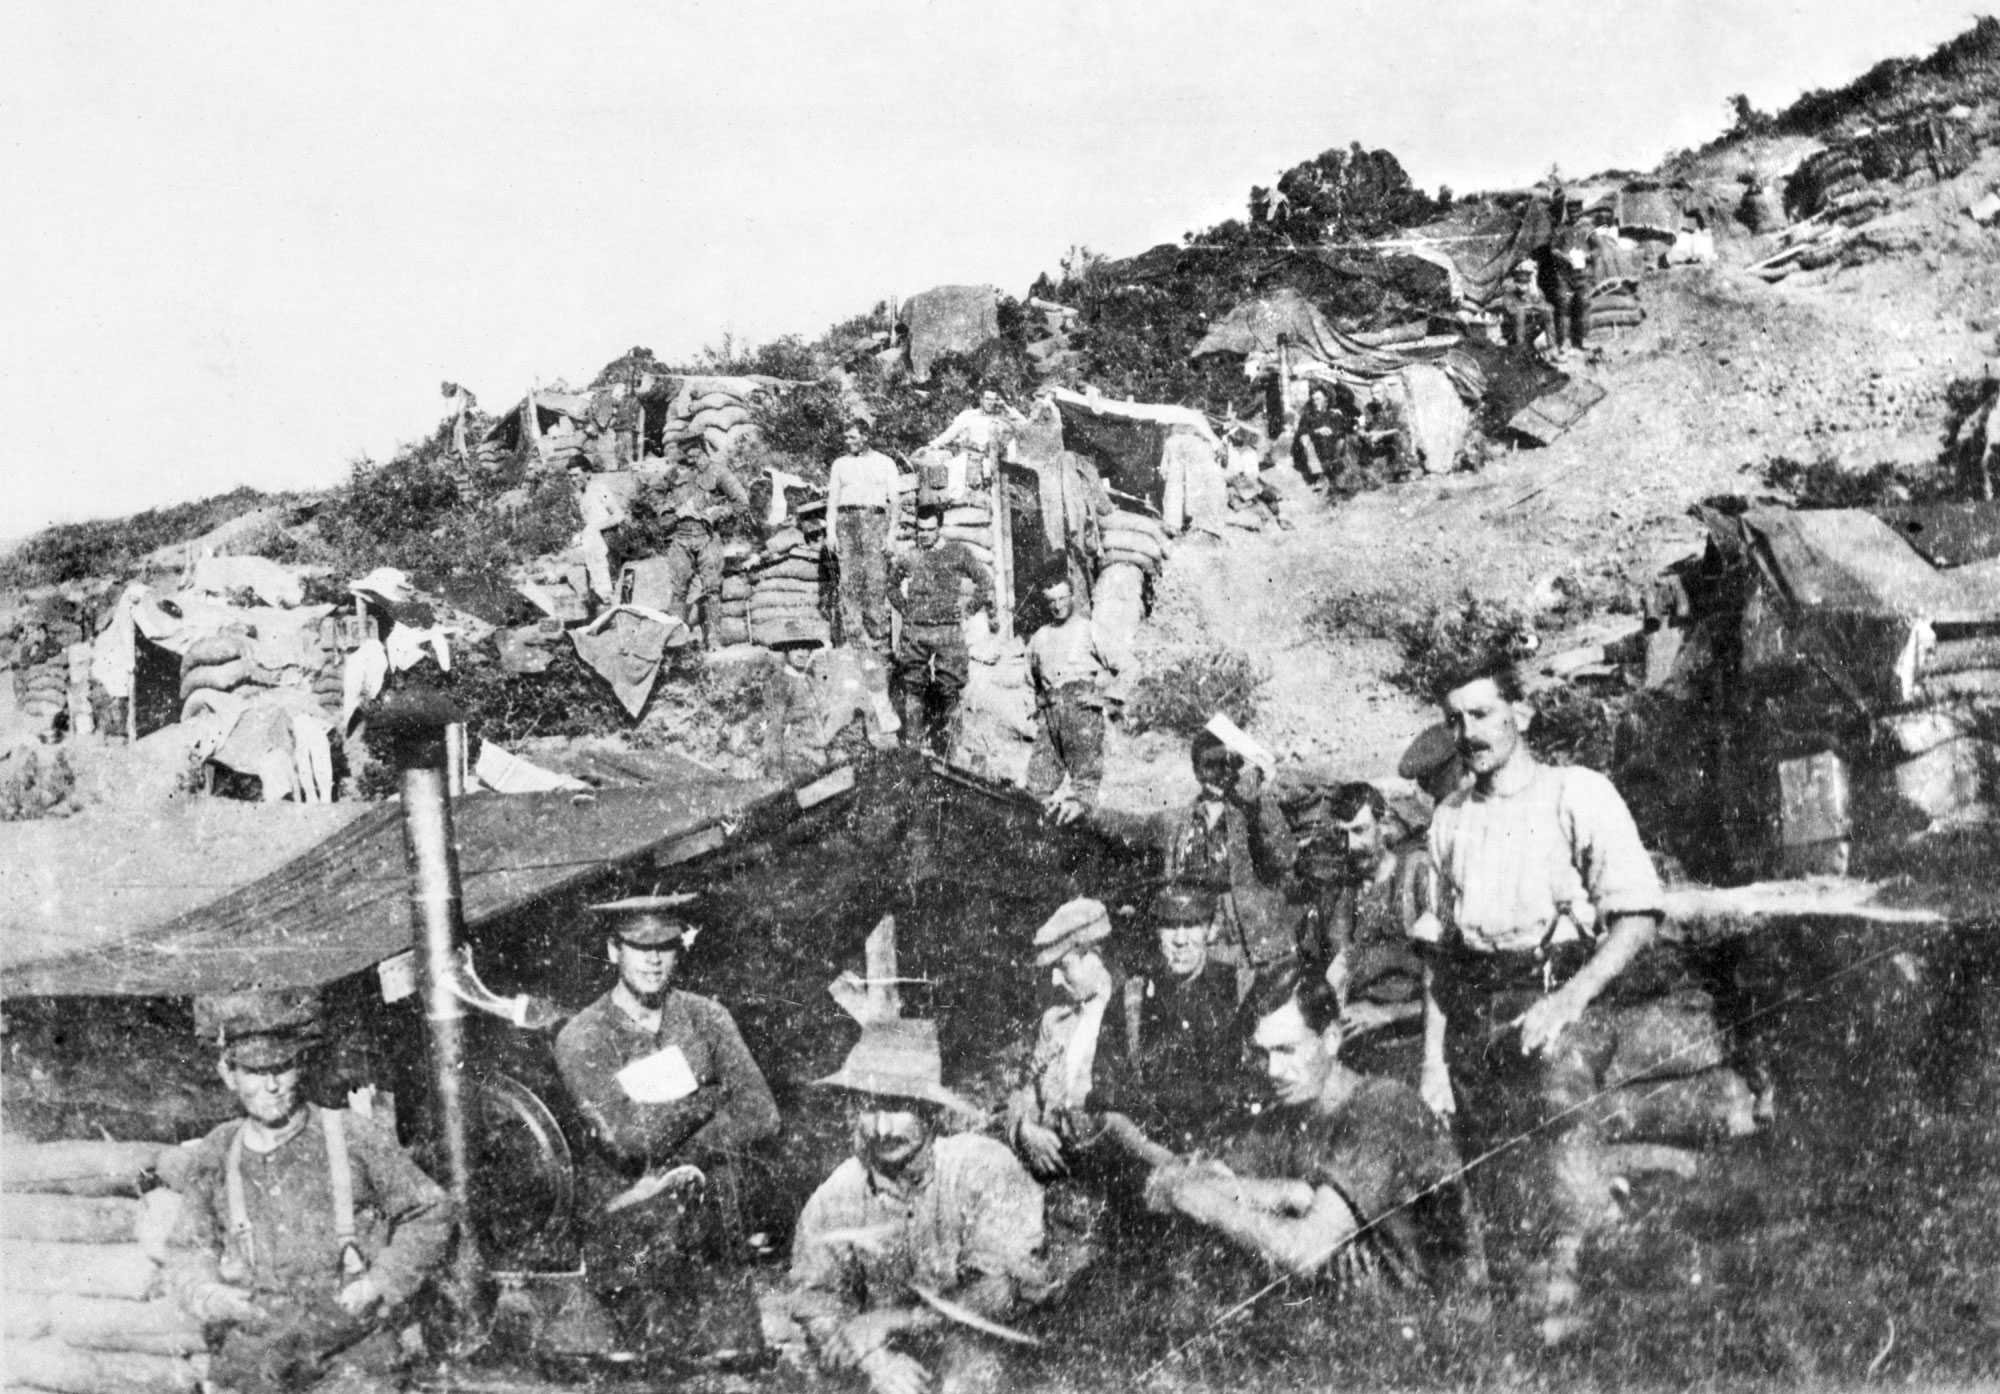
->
[1026,685,1105,801]
[662,527,723,630]
[892,623,968,758]
[1292,429,1353,489]
[1500,303,1554,354]
[1550,263,1588,351]
[834,508,891,646]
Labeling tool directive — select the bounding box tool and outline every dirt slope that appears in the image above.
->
[1102,146,2000,812]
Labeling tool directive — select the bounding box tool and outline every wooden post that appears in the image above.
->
[990,458,1014,641]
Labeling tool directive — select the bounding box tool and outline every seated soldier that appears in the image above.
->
[1099,885,1254,1155]
[165,990,455,1394]
[764,1018,1048,1394]
[553,896,780,1360]
[1145,973,1486,1297]
[1493,260,1556,360]
[1294,784,1430,1039]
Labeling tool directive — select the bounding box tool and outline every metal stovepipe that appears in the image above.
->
[394,724,484,1305]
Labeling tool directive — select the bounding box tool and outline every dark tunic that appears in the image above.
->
[1096,965,1252,1150]
[889,541,993,627]
[1218,1077,1481,1293]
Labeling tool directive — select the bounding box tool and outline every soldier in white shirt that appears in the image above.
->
[824,421,903,648]
[1026,576,1122,808]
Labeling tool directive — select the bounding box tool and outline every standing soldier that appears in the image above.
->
[1414,652,1667,1346]
[1026,575,1122,810]
[165,990,455,1394]
[1546,188,1592,360]
[823,421,902,649]
[887,507,995,758]
[554,897,781,1360]
[928,387,1026,491]
[632,444,751,637]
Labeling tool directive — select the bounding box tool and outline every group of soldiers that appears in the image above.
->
[164,644,1701,1391]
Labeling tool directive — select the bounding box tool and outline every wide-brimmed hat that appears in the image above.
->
[590,894,700,948]
[813,1019,976,1115]
[1397,723,1459,780]
[1032,897,1111,966]
[1150,885,1216,929]
[197,988,325,1071]
[349,566,415,605]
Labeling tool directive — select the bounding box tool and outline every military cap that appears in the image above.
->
[196,987,325,1071]
[1150,885,1217,928]
[1032,897,1112,966]
[590,893,700,947]
[766,617,830,650]
[814,1018,976,1115]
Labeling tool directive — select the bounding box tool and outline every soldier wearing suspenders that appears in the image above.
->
[165,990,455,1394]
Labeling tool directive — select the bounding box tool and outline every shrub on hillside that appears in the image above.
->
[1755,453,1963,509]
[1124,646,1266,739]
[0,487,282,589]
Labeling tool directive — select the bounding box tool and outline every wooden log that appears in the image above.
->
[2,1295,204,1356]
[5,1340,200,1394]
[0,1193,141,1244]
[0,1141,163,1197]
[1,1240,159,1300]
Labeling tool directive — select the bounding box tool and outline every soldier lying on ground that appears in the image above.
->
[1144,972,1487,1298]
[165,989,455,1394]
[763,1018,1049,1394]
[553,896,780,1361]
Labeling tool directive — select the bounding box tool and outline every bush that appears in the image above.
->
[0,487,284,589]
[1302,587,1405,644]
[1381,591,1538,702]
[1124,646,1266,738]
[1754,453,1962,509]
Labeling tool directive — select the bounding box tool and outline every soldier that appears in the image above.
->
[1145,972,1486,1298]
[165,990,455,1394]
[1415,651,1668,1345]
[764,1018,1048,1394]
[887,507,995,758]
[928,387,1026,491]
[760,617,899,783]
[629,444,751,635]
[824,421,902,649]
[1493,260,1556,359]
[1025,575,1122,809]
[554,896,781,1359]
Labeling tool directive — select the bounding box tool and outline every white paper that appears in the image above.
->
[616,1046,699,1104]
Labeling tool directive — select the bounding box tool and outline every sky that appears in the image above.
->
[1,0,1984,535]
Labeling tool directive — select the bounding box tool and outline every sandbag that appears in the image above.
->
[0,1193,141,1245]
[943,506,992,530]
[3,1295,204,1356]
[1589,308,1645,329]
[941,527,992,549]
[5,1340,200,1394]
[1106,509,1166,541]
[182,634,249,668]
[1,1240,158,1300]
[1102,547,1161,576]
[690,404,751,434]
[177,659,252,701]
[1,1141,163,1197]
[757,559,821,583]
[752,579,821,598]
[749,604,822,623]
[716,620,751,647]
[721,577,753,601]
[1100,527,1164,560]
[691,390,744,413]
[1599,1067,1755,1146]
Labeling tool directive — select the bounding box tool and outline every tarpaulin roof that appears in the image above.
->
[1380,197,1555,308]
[1047,388,1220,506]
[1189,289,1410,377]
[1743,508,2000,624]
[1873,502,2000,569]
[1,771,774,999]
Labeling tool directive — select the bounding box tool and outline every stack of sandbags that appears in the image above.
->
[13,653,70,727]
[178,629,280,716]
[747,531,827,646]
[2,1137,208,1394]
[1100,509,1167,581]
[660,378,764,460]
[940,495,996,573]
[718,557,755,648]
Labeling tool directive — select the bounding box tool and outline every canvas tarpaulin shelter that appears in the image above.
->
[1189,288,1411,378]
[1046,388,1222,523]
[0,769,773,998]
[899,285,1001,383]
[1379,197,1555,309]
